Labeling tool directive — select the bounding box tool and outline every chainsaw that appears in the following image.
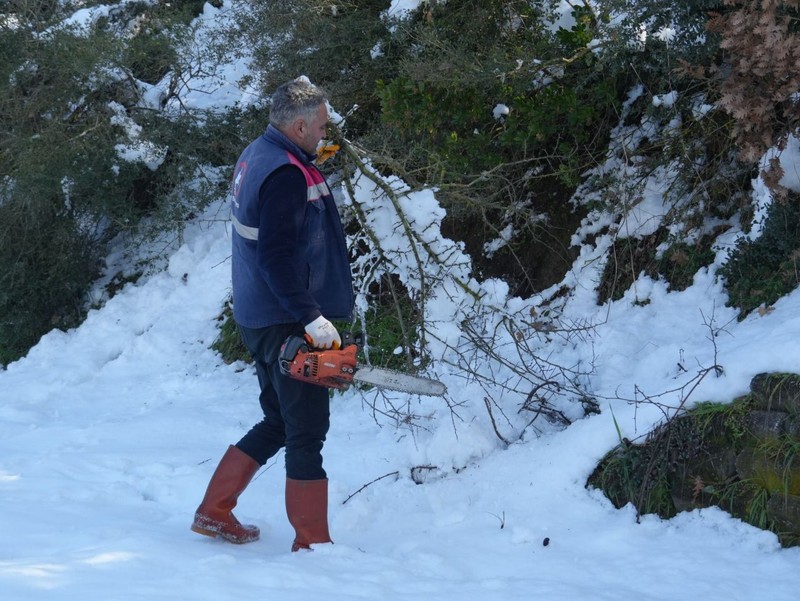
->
[278,333,447,397]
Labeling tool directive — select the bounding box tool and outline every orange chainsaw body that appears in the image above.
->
[279,335,357,390]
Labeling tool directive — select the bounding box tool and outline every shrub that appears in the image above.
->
[239,0,394,137]
[0,199,98,365]
[706,0,800,167]
[0,22,138,364]
[0,2,244,364]
[210,301,251,365]
[720,194,800,318]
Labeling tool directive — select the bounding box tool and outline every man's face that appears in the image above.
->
[296,103,329,155]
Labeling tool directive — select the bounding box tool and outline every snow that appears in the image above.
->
[4,235,799,600]
[2,1,799,599]
[385,0,424,20]
[492,103,510,121]
[652,91,679,108]
[766,134,800,193]
[655,26,678,44]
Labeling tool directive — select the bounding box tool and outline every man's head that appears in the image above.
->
[270,76,329,155]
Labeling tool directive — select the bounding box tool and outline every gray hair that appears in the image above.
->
[269,76,328,129]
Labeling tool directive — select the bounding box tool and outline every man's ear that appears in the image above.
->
[291,118,305,138]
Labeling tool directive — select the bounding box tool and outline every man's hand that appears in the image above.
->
[304,316,341,349]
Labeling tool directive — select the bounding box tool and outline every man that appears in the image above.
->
[191,77,354,551]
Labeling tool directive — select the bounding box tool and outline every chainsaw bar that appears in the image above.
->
[352,365,447,397]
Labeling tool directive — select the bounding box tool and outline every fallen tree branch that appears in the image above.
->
[342,471,400,505]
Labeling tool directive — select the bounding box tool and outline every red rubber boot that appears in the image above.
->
[285,477,332,551]
[191,445,260,543]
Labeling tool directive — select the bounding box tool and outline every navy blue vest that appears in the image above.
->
[230,126,353,328]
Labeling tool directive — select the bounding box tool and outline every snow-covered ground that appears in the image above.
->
[2,190,799,600]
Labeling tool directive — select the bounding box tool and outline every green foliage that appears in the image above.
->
[3,0,797,368]
[759,436,800,495]
[377,2,627,296]
[374,0,626,183]
[689,399,752,447]
[720,197,800,319]
[145,103,270,171]
[591,438,676,517]
[124,28,177,85]
[589,393,800,547]
[0,201,98,365]
[106,0,216,84]
[585,0,755,248]
[352,276,422,372]
[240,0,394,136]
[1,0,63,25]
[237,0,759,313]
[0,23,142,364]
[591,399,754,520]
[590,405,676,516]
[746,485,771,530]
[239,0,633,299]
[376,70,621,183]
[597,226,721,305]
[595,0,725,66]
[556,3,597,50]
[210,301,251,365]
[657,236,717,292]
[0,2,244,364]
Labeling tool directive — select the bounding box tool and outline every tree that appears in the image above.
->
[0,1,237,365]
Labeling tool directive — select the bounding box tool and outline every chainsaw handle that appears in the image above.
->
[302,330,360,351]
[279,335,309,375]
[340,330,360,348]
[303,333,340,350]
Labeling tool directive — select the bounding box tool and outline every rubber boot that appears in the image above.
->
[191,445,261,543]
[285,477,332,551]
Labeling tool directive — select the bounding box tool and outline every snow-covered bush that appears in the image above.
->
[0,1,240,365]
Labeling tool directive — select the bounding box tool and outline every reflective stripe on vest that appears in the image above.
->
[288,153,331,202]
[231,213,259,241]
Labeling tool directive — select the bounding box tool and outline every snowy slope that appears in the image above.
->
[2,196,799,600]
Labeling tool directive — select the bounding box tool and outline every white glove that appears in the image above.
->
[304,315,341,350]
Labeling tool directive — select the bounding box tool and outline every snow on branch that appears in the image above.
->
[329,126,598,441]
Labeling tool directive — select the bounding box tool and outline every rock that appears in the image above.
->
[669,448,738,513]
[750,373,800,415]
[670,473,713,513]
[592,372,800,547]
[767,493,800,537]
[736,447,800,495]
[786,415,800,438]
[747,410,789,439]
